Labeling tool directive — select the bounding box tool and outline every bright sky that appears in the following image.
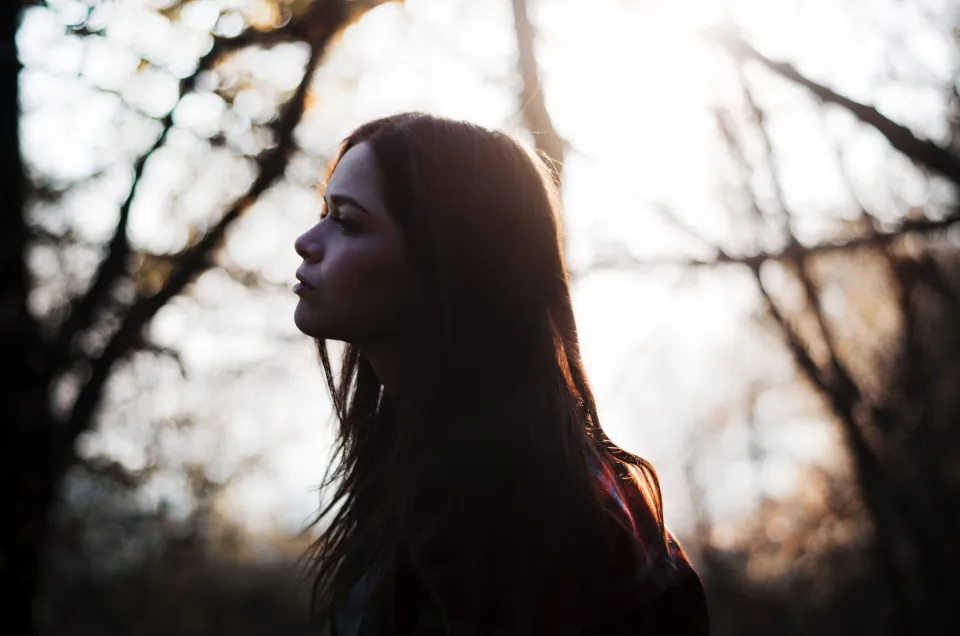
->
[18,0,957,544]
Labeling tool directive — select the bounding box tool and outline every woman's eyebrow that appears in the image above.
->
[325,192,372,215]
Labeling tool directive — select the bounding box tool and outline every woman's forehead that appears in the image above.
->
[327,142,379,194]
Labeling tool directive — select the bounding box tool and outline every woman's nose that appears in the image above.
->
[294,232,318,261]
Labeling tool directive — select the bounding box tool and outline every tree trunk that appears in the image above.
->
[1,2,356,633]
[1,4,62,636]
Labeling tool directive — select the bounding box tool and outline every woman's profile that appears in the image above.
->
[293,112,709,636]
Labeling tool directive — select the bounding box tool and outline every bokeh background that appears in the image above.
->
[5,0,960,634]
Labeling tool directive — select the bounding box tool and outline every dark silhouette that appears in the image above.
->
[296,113,708,636]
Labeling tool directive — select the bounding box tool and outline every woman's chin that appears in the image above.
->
[293,306,324,338]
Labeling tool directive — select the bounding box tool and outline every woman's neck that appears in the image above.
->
[359,341,407,398]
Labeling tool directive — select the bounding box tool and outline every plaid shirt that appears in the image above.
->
[583,452,709,635]
[331,455,709,636]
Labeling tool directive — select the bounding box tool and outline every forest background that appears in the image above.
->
[4,0,960,634]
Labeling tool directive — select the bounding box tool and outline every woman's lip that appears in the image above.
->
[295,270,316,290]
[293,282,312,294]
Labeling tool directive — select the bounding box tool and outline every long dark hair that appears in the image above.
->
[302,112,670,635]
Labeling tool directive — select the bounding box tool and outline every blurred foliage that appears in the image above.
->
[37,442,316,636]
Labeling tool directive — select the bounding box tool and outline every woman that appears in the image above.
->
[293,113,708,636]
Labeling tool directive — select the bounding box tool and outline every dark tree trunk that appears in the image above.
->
[1,4,60,636]
[0,2,355,634]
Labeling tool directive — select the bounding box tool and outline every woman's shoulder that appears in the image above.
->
[579,529,708,636]
[587,453,710,635]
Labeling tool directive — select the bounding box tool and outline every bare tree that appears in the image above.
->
[679,38,959,635]
[719,38,960,634]
[540,12,960,636]
[3,2,395,633]
[511,0,565,188]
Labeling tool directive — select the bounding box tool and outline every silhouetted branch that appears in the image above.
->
[736,66,796,236]
[712,108,766,224]
[735,67,952,631]
[63,6,338,455]
[825,124,883,231]
[45,37,225,380]
[716,33,960,186]
[511,0,565,187]
[43,0,368,381]
[793,261,864,406]
[585,209,960,273]
[141,342,188,379]
[738,69,867,408]
[753,261,922,634]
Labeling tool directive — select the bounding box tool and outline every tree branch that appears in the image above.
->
[45,36,227,379]
[733,67,951,628]
[582,209,960,273]
[735,65,796,237]
[712,107,766,224]
[511,0,565,187]
[717,33,960,186]
[44,0,366,380]
[62,2,342,457]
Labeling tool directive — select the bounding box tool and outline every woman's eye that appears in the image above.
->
[336,217,358,234]
[319,210,357,235]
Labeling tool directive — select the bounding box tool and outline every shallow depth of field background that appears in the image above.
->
[13,0,960,634]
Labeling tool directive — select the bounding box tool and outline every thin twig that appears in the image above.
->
[714,32,960,186]
[63,5,341,455]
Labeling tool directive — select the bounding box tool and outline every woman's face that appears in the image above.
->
[293,141,414,344]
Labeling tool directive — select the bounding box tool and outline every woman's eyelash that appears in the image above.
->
[319,207,357,233]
